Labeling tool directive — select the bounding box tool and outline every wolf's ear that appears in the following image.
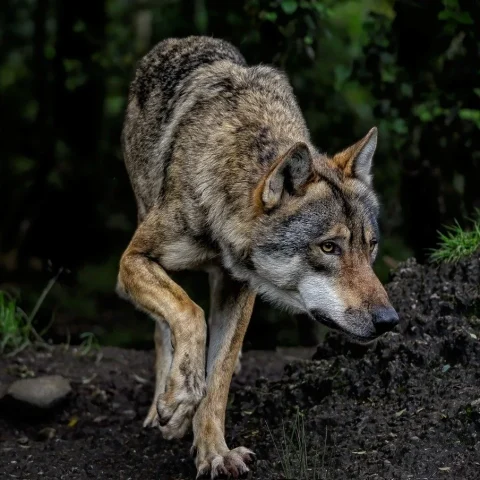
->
[260,142,314,211]
[332,127,377,185]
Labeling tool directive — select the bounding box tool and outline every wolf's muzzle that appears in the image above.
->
[371,306,399,335]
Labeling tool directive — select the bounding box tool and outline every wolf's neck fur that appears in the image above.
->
[177,61,317,257]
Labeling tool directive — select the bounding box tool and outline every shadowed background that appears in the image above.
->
[1,0,478,349]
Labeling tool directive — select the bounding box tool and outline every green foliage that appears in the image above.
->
[439,0,473,33]
[459,108,480,129]
[78,331,100,356]
[430,211,480,263]
[1,274,104,357]
[0,292,32,355]
[0,269,61,355]
[280,0,299,15]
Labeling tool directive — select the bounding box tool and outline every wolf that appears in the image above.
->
[117,36,399,478]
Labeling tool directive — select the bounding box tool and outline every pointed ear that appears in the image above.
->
[260,142,314,211]
[332,127,377,184]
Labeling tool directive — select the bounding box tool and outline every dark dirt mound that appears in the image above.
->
[234,254,480,479]
[1,254,479,479]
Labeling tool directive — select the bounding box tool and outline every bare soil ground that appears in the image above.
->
[1,254,479,480]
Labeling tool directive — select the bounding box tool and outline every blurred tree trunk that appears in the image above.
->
[0,0,23,259]
[393,2,451,262]
[134,0,153,55]
[4,0,54,273]
[53,0,106,157]
[393,1,480,260]
[18,0,107,272]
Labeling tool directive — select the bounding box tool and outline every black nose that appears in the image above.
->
[372,306,399,335]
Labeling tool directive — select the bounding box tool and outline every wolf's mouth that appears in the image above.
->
[309,310,378,344]
[310,311,338,330]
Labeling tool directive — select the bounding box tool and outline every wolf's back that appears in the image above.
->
[122,36,247,218]
[130,36,246,111]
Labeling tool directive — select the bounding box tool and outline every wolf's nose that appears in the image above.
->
[372,306,399,335]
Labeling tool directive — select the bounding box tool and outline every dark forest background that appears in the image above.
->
[1,0,479,350]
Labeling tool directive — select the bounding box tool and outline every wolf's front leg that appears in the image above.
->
[117,219,207,439]
[193,268,256,479]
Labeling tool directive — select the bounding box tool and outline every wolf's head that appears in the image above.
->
[250,127,398,343]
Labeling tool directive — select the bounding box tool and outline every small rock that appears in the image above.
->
[37,427,56,440]
[410,436,420,442]
[5,375,71,410]
[17,436,29,445]
[122,409,136,420]
[93,415,108,423]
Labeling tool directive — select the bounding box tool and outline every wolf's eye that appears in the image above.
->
[370,239,378,252]
[320,241,340,255]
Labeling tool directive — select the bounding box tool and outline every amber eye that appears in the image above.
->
[320,241,338,254]
[370,239,378,252]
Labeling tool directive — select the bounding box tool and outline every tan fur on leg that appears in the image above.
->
[193,269,255,479]
[118,218,207,439]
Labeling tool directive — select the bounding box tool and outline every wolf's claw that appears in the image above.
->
[143,399,160,428]
[196,447,255,479]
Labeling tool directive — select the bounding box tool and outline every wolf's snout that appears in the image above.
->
[371,306,399,335]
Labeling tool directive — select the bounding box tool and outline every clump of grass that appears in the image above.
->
[0,269,62,355]
[0,293,33,355]
[1,269,103,358]
[267,411,330,480]
[430,210,480,263]
[78,331,100,356]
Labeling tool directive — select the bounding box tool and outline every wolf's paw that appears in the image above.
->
[157,375,206,440]
[143,400,160,428]
[195,446,255,479]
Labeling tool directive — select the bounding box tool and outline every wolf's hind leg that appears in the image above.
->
[143,320,172,428]
[193,268,256,479]
[117,217,207,440]
[208,268,242,377]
